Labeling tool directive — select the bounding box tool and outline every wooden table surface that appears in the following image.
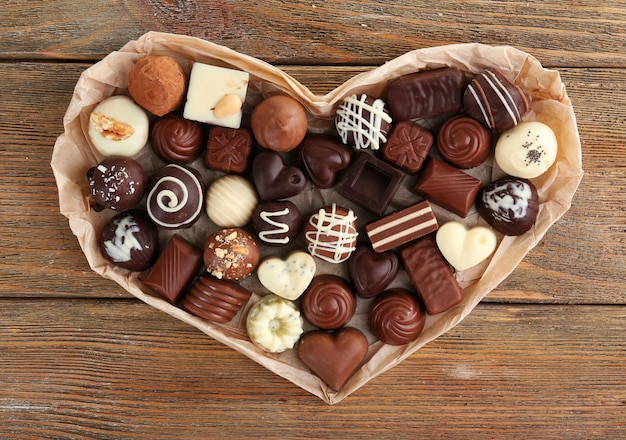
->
[1,1,625,438]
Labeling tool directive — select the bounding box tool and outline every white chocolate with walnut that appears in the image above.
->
[87,95,149,157]
[183,62,249,129]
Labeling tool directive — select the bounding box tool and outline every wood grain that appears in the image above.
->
[0,300,624,438]
[0,63,623,304]
[1,1,625,67]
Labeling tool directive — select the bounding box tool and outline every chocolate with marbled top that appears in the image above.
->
[99,210,158,272]
[476,177,539,236]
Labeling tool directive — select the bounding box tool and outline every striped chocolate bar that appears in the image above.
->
[366,200,438,253]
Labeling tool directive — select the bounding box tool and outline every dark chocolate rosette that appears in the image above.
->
[151,112,204,164]
[146,164,204,229]
[301,274,356,330]
[369,289,425,345]
[437,115,493,169]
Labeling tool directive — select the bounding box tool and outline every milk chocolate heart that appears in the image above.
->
[436,221,497,271]
[347,245,399,298]
[299,134,354,189]
[297,327,368,392]
[252,151,307,200]
[257,251,316,300]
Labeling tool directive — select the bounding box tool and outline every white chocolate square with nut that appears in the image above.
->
[183,62,249,129]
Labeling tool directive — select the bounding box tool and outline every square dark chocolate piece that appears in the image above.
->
[143,235,204,304]
[340,152,404,216]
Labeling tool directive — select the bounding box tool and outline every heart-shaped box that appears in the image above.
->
[51,32,583,404]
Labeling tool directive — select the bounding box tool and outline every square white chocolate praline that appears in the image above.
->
[183,62,249,129]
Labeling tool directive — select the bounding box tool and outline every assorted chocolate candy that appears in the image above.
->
[85,54,561,393]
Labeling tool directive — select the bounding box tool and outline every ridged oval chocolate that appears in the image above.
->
[181,275,252,323]
[437,116,492,169]
[463,69,530,133]
[369,289,425,345]
[301,274,356,330]
[151,112,204,164]
[476,177,539,236]
[99,210,158,272]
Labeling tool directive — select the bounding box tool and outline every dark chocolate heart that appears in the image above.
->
[252,151,307,200]
[347,245,399,298]
[299,134,354,189]
[297,327,368,392]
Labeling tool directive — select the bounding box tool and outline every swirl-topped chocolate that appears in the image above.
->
[146,164,204,229]
[151,112,204,164]
[301,275,356,330]
[369,288,425,345]
[437,115,493,169]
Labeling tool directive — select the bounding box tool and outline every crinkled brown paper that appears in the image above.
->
[51,32,583,404]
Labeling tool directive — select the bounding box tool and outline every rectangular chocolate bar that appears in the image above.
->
[386,67,465,120]
[143,235,204,304]
[413,157,481,217]
[366,200,439,253]
[400,236,462,315]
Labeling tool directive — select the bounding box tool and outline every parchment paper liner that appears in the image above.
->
[52,32,583,405]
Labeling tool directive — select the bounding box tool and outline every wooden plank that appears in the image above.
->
[0,1,625,67]
[0,300,624,438]
[0,62,624,304]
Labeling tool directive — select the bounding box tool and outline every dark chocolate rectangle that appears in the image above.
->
[400,236,462,315]
[143,235,204,304]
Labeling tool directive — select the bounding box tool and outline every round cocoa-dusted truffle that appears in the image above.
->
[463,69,530,133]
[251,95,308,152]
[301,275,357,330]
[99,210,158,271]
[437,115,493,169]
[204,228,260,280]
[150,112,204,163]
[369,288,425,346]
[476,177,539,236]
[335,94,392,151]
[128,55,187,117]
[146,164,204,229]
[181,275,252,324]
[252,200,302,246]
[88,157,146,211]
[304,204,358,264]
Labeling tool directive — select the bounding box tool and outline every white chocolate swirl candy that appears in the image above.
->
[246,295,303,353]
[146,164,204,229]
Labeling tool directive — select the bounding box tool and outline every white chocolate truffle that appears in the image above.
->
[435,221,497,272]
[88,95,149,157]
[257,251,316,300]
[495,121,558,179]
[246,295,304,353]
[205,175,258,227]
[183,62,249,129]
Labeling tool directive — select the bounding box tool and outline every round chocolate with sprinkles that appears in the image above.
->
[88,157,146,211]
